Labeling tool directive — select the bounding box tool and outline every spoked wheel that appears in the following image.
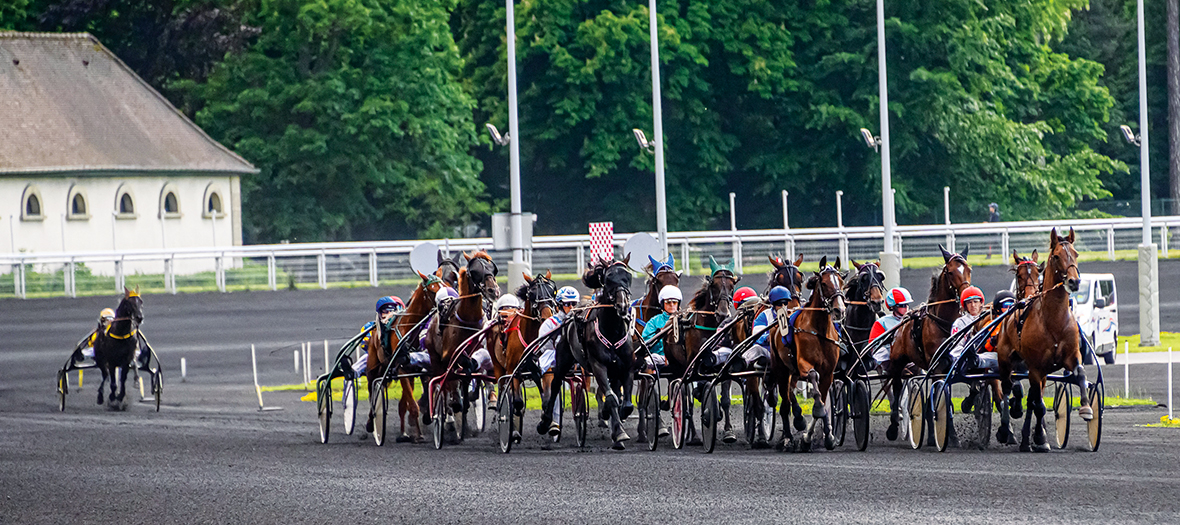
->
[670,380,686,450]
[552,383,566,444]
[830,380,848,447]
[510,385,524,446]
[57,370,68,412]
[643,379,660,451]
[474,382,488,433]
[342,378,357,435]
[907,379,926,450]
[317,380,332,444]
[743,388,756,446]
[431,383,446,450]
[701,382,720,454]
[372,380,389,446]
[497,383,515,454]
[152,372,162,412]
[1053,383,1072,450]
[1087,381,1104,452]
[852,379,871,451]
[761,380,777,446]
[932,380,951,452]
[451,383,469,445]
[973,382,992,450]
[572,380,589,449]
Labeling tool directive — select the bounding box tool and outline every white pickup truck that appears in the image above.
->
[1071,273,1119,364]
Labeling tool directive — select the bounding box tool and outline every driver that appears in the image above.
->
[640,286,682,369]
[71,308,116,365]
[351,296,406,377]
[538,286,580,374]
[740,286,793,370]
[949,286,986,362]
[868,287,912,371]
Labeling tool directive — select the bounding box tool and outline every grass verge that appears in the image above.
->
[1117,332,1180,353]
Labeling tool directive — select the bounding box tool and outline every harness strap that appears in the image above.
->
[593,319,628,350]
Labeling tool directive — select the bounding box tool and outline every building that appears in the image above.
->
[0,32,257,275]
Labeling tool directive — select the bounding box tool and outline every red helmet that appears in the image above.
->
[733,287,758,308]
[959,286,984,306]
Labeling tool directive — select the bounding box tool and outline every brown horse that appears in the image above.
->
[1012,250,1042,300]
[884,245,972,444]
[766,255,805,308]
[768,256,846,451]
[994,228,1092,452]
[362,271,445,442]
[488,271,557,439]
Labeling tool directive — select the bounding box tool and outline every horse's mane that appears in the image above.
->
[690,278,712,310]
[469,250,492,262]
[514,283,529,301]
[928,272,940,300]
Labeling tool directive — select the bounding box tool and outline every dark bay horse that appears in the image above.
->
[994,228,1092,452]
[1012,250,1042,301]
[842,260,886,354]
[487,271,557,438]
[766,255,804,308]
[93,287,144,409]
[768,256,847,451]
[362,271,445,442]
[545,255,636,449]
[435,251,463,289]
[884,245,972,444]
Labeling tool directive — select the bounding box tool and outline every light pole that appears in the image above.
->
[836,191,844,229]
[943,186,951,225]
[505,0,525,275]
[866,0,899,289]
[649,0,668,258]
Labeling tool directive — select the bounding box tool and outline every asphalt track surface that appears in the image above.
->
[2,259,1179,523]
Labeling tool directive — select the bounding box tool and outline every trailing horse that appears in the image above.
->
[842,260,886,356]
[93,287,144,410]
[544,255,637,450]
[993,228,1093,452]
[487,271,558,440]
[634,254,679,334]
[884,245,972,445]
[768,256,847,452]
[766,255,804,308]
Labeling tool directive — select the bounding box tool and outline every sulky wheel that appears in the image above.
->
[573,380,589,449]
[342,378,357,436]
[907,379,926,450]
[701,382,720,454]
[497,383,515,453]
[372,380,388,446]
[57,369,68,412]
[317,380,332,444]
[1053,383,1071,450]
[973,382,992,451]
[742,388,757,446]
[670,380,686,450]
[152,372,162,412]
[644,380,660,452]
[552,383,566,444]
[932,380,951,452]
[1087,381,1104,452]
[852,379,871,452]
[761,380,777,445]
[431,383,446,450]
[474,382,488,433]
[830,380,848,447]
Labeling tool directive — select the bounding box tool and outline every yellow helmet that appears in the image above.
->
[99,308,116,320]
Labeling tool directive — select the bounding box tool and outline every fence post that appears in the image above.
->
[114,258,124,292]
[946,230,955,254]
[681,241,690,276]
[317,250,327,290]
[787,236,796,262]
[1001,230,1009,260]
[216,254,226,292]
[67,258,76,298]
[369,249,378,287]
[576,242,584,275]
[896,235,903,266]
[1162,225,1169,258]
[16,259,26,299]
[839,233,849,266]
[164,258,173,294]
[267,253,276,291]
[1107,225,1116,261]
[732,238,744,274]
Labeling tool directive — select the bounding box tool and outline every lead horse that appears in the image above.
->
[93,287,144,409]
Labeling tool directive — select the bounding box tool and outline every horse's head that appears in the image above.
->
[582,257,607,289]
[767,254,804,307]
[599,255,633,317]
[806,256,846,321]
[416,271,447,307]
[463,251,500,300]
[703,264,739,321]
[1048,227,1081,292]
[519,270,558,319]
[1011,249,1041,300]
[435,251,463,289]
[850,259,886,315]
[937,244,973,300]
[119,286,144,325]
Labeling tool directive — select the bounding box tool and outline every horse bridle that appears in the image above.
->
[767,264,800,296]
[940,254,972,298]
[601,261,633,317]
[527,277,558,317]
[859,263,886,301]
[816,266,846,313]
[704,270,737,321]
[1049,241,1079,286]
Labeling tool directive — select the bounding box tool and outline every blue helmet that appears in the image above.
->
[376,296,396,312]
[768,286,792,305]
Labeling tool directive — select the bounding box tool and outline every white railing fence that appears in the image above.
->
[2,216,1176,298]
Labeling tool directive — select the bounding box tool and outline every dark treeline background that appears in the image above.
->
[2,0,1174,242]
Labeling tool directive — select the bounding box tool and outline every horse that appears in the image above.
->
[767,256,847,451]
[1012,250,1042,300]
[841,260,886,357]
[435,251,464,289]
[93,287,144,409]
[884,245,972,444]
[994,228,1092,452]
[544,254,637,449]
[362,271,445,442]
[634,254,680,333]
[766,255,805,308]
[486,271,558,439]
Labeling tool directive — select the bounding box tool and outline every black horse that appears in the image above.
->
[841,260,886,357]
[543,255,636,450]
[93,287,144,409]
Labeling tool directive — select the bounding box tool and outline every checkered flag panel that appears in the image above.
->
[588,222,614,264]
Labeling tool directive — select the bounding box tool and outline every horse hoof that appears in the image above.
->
[1019,443,1031,453]
[395,435,414,444]
[885,424,898,441]
[961,395,975,414]
[512,397,525,412]
[96,394,104,405]
[722,430,737,444]
[598,419,609,429]
[793,416,806,432]
[997,426,1011,444]
[620,404,635,420]
[613,430,631,443]
[796,439,811,453]
[752,438,770,450]
[547,422,561,437]
[536,419,550,436]
[611,441,626,451]
[512,430,521,444]
[1009,401,1023,419]
[1078,406,1093,421]
[824,435,836,450]
[365,420,374,433]
[1032,443,1050,453]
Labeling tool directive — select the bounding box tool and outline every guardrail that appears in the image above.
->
[3,216,1176,298]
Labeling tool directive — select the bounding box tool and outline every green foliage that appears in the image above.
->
[0,0,31,29]
[187,0,488,242]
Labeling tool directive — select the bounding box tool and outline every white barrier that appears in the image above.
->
[250,344,283,412]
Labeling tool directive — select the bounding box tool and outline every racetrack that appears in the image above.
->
[2,259,1179,523]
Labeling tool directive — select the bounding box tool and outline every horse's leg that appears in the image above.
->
[775,373,795,451]
[96,362,108,405]
[720,380,737,444]
[1068,354,1093,420]
[589,360,628,448]
[365,359,378,433]
[619,362,636,420]
[886,372,902,441]
[801,369,827,452]
[994,379,1015,445]
[107,362,118,404]
[538,356,571,436]
[1029,372,1049,452]
[116,364,128,406]
[1019,373,1039,452]
[789,374,805,431]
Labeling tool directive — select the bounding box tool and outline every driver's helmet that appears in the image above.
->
[494,294,522,311]
[994,290,1016,312]
[375,296,401,313]
[658,286,683,304]
[885,287,913,309]
[959,286,984,307]
[732,287,758,308]
[99,308,116,321]
[768,286,792,306]
[556,286,580,305]
[435,287,459,304]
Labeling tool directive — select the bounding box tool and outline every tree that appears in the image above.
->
[187,0,487,242]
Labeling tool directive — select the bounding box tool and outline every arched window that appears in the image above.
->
[164,192,178,213]
[120,193,134,213]
[208,193,222,214]
[203,183,226,219]
[158,183,181,218]
[114,184,137,219]
[20,185,44,221]
[67,184,90,220]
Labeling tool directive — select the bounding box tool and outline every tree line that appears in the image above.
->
[3,0,1177,243]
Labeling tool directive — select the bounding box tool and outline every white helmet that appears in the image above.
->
[494,294,522,310]
[435,287,459,304]
[556,286,580,304]
[658,286,683,303]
